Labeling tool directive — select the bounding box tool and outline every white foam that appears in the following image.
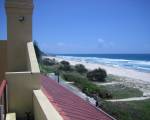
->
[57,55,150,73]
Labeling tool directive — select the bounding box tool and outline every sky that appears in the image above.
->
[0,0,150,54]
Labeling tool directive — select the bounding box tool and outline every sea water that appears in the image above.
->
[56,54,150,73]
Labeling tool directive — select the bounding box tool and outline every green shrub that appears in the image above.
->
[34,41,41,62]
[40,64,57,73]
[59,60,72,71]
[62,72,112,99]
[74,64,88,74]
[87,68,107,82]
[60,60,70,66]
[43,58,57,66]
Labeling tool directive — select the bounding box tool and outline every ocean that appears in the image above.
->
[56,54,150,73]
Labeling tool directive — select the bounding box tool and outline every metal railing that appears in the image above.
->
[0,80,8,120]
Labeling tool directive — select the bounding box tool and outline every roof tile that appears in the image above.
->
[41,75,113,120]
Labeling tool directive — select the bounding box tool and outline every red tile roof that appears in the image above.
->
[41,75,114,120]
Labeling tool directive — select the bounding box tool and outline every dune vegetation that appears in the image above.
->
[34,43,150,120]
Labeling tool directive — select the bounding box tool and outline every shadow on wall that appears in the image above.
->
[0,40,7,81]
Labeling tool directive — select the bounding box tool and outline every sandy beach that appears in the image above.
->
[43,56,150,98]
[45,56,150,83]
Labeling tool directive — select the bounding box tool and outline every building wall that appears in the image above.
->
[3,1,41,119]
[5,41,40,119]
[5,0,33,72]
[0,40,7,81]
[6,72,40,120]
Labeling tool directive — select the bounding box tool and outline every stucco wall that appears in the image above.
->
[6,72,40,120]
[6,1,33,72]
[0,40,7,81]
[5,41,40,119]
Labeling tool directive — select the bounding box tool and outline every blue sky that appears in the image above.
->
[0,0,150,54]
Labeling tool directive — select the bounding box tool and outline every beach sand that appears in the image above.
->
[44,56,150,97]
[45,56,150,83]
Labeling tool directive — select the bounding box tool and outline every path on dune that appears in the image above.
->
[49,74,150,102]
[106,97,150,102]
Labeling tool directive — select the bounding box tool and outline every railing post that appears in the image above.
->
[0,80,8,119]
[4,84,8,118]
[6,84,8,113]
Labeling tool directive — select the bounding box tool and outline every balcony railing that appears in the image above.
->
[0,80,7,120]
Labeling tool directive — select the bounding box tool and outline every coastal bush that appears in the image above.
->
[60,60,70,66]
[74,64,88,74]
[43,58,57,66]
[87,68,107,82]
[62,72,112,99]
[40,64,57,74]
[59,60,72,71]
[34,41,41,62]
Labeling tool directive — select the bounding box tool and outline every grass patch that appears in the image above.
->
[40,64,57,73]
[62,72,112,99]
[101,84,143,99]
[102,99,150,120]
[106,74,122,82]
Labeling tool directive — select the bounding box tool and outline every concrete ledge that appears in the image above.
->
[33,90,63,120]
[5,1,33,9]
[5,71,31,74]
[27,42,40,73]
[6,113,16,120]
